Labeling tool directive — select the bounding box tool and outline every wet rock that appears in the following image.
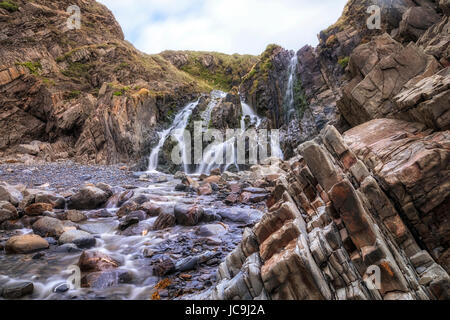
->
[216,207,263,225]
[81,269,132,289]
[24,203,53,216]
[78,251,119,272]
[210,168,221,176]
[174,171,187,180]
[86,209,113,219]
[53,243,82,253]
[0,201,18,223]
[175,251,221,272]
[153,208,176,230]
[53,283,69,293]
[120,221,152,236]
[175,184,194,192]
[153,256,176,276]
[198,183,213,196]
[32,217,65,238]
[59,230,96,249]
[174,204,204,226]
[196,224,228,237]
[118,211,146,231]
[138,202,161,217]
[34,191,66,209]
[79,221,117,234]
[65,210,87,223]
[1,282,34,299]
[201,209,222,223]
[5,234,49,254]
[240,192,268,204]
[68,186,109,210]
[116,201,139,218]
[0,182,23,206]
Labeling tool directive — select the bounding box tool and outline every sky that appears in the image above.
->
[98,0,348,55]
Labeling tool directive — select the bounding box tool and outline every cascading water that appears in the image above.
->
[147,100,199,172]
[284,55,298,123]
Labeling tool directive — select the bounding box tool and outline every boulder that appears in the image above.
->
[153,207,176,230]
[68,186,109,210]
[338,35,441,127]
[16,144,40,156]
[78,251,119,272]
[138,202,161,217]
[32,217,65,238]
[5,234,49,254]
[0,201,18,223]
[24,203,53,216]
[1,282,34,299]
[196,224,228,237]
[198,183,213,195]
[81,269,132,289]
[65,210,87,223]
[0,183,23,206]
[398,6,442,42]
[394,72,450,130]
[34,191,65,209]
[174,204,204,226]
[58,230,96,249]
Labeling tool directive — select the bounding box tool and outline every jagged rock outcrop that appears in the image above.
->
[209,121,449,300]
[0,0,217,165]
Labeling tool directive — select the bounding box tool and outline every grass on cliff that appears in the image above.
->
[161,50,258,91]
[15,61,42,75]
[243,44,281,94]
[0,0,18,12]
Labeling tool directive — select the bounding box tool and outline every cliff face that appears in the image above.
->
[209,0,449,300]
[0,0,250,166]
[240,0,449,156]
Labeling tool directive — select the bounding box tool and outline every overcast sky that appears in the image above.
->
[98,0,348,55]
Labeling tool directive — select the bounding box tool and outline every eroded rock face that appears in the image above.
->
[338,33,442,127]
[209,123,449,300]
[343,119,449,266]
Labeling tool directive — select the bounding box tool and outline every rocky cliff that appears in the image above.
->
[0,0,256,167]
[207,0,449,300]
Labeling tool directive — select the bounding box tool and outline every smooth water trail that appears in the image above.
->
[197,99,266,175]
[284,55,298,123]
[147,100,200,172]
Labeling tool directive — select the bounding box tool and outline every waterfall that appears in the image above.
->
[202,90,227,130]
[284,55,298,123]
[241,101,262,129]
[147,100,199,172]
[196,98,285,175]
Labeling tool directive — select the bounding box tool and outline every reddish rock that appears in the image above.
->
[78,251,119,272]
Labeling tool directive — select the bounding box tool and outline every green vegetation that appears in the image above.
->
[242,44,281,94]
[113,91,123,96]
[161,50,258,91]
[15,61,42,76]
[64,90,81,100]
[0,0,18,12]
[338,56,350,69]
[61,62,92,79]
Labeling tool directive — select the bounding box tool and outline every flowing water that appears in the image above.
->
[284,55,298,123]
[147,100,200,172]
[0,175,261,300]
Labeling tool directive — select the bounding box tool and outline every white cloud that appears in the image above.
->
[98,0,348,55]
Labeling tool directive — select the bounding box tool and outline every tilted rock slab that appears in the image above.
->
[208,120,449,300]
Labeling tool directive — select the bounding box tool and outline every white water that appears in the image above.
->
[196,98,285,174]
[284,55,298,122]
[147,100,199,172]
[202,90,227,131]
